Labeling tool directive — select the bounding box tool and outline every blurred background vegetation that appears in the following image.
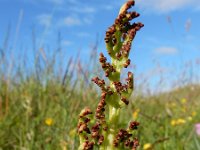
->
[1,0,200,150]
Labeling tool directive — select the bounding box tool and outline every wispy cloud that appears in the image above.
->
[67,0,79,5]
[59,15,93,27]
[103,5,114,11]
[45,0,64,5]
[155,46,178,55]
[62,40,73,46]
[76,32,90,37]
[70,6,96,13]
[63,16,81,26]
[136,0,200,13]
[82,17,93,24]
[37,14,52,27]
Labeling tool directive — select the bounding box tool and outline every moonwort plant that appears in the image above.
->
[77,1,144,149]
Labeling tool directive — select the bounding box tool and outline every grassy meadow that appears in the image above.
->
[0,37,200,150]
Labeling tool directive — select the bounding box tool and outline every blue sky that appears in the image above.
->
[0,0,200,92]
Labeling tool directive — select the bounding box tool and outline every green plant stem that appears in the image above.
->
[78,135,85,150]
[102,57,122,150]
[108,107,120,150]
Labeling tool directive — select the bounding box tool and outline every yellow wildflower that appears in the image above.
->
[132,108,140,120]
[187,116,192,121]
[143,143,153,150]
[171,118,186,126]
[171,119,177,126]
[45,118,53,126]
[192,111,196,117]
[181,98,187,104]
[176,118,186,125]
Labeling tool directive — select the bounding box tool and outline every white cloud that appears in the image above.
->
[37,14,52,27]
[136,0,200,13]
[70,6,96,13]
[45,0,64,5]
[76,32,90,37]
[63,16,81,26]
[82,17,92,24]
[67,0,79,4]
[62,40,73,46]
[59,15,93,27]
[103,5,114,10]
[155,46,178,54]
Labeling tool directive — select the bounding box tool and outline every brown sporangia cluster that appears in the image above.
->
[105,0,143,59]
[113,71,133,92]
[78,108,92,134]
[129,121,140,130]
[77,0,143,149]
[78,82,110,149]
[124,59,131,68]
[82,140,94,150]
[127,71,134,89]
[99,53,116,77]
[112,71,133,105]
[78,106,107,149]
[91,77,106,90]
[113,121,140,149]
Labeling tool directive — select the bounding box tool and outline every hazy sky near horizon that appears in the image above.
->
[0,0,200,92]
